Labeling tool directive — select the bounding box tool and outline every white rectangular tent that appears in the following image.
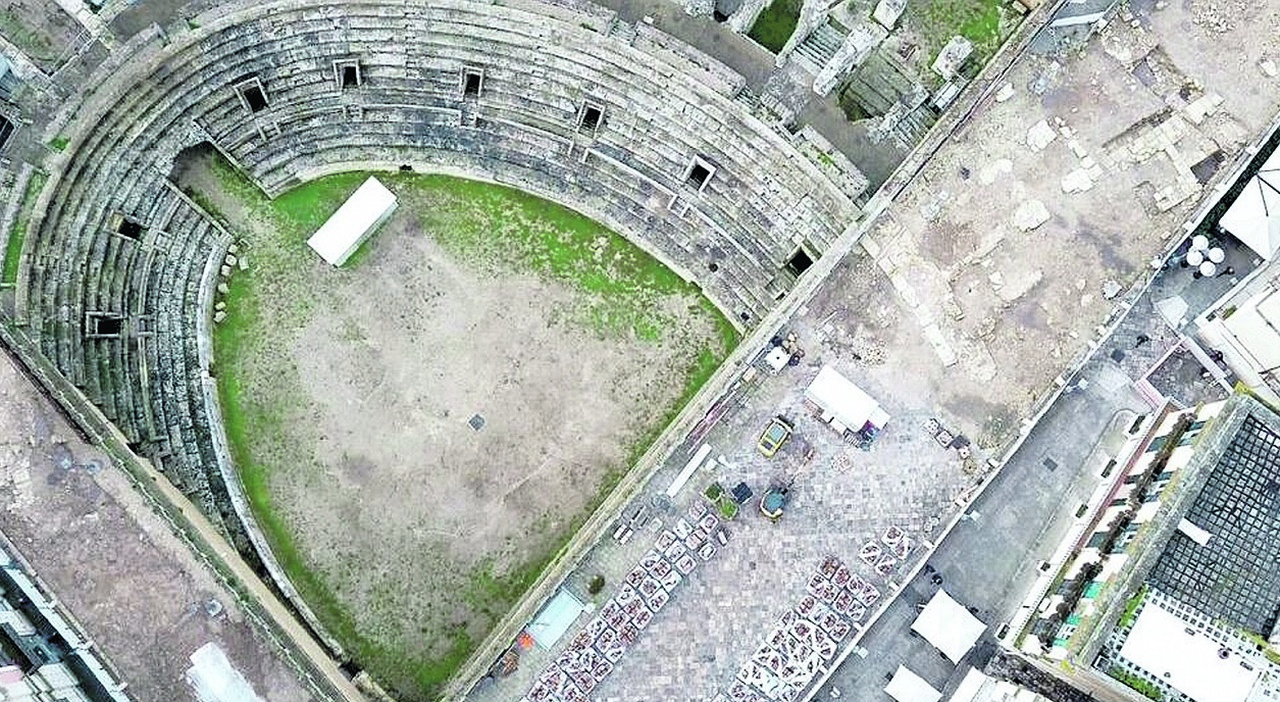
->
[306,176,398,266]
[1220,149,1280,261]
[885,665,942,702]
[1119,601,1260,702]
[911,589,986,663]
[804,365,890,433]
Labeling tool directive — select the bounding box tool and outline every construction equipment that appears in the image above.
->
[760,483,791,522]
[756,415,794,457]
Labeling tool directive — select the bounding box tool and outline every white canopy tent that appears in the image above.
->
[804,365,890,433]
[944,669,990,702]
[911,590,986,663]
[1220,152,1280,261]
[884,665,942,702]
[306,175,398,266]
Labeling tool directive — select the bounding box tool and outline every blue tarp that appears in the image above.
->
[527,589,586,649]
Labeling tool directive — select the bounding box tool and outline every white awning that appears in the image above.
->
[945,668,990,702]
[885,666,942,702]
[306,176,398,266]
[1222,289,1280,373]
[187,642,266,702]
[804,365,890,431]
[1120,601,1260,702]
[911,590,986,663]
[1220,154,1280,261]
[526,589,585,649]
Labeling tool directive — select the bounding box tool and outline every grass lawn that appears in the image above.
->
[913,0,1012,66]
[0,9,58,63]
[748,0,803,54]
[201,157,737,700]
[2,171,48,286]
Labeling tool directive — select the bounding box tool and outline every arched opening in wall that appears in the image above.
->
[786,247,814,277]
[714,0,739,24]
[168,141,276,210]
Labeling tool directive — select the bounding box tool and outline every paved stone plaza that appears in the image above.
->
[474,351,978,702]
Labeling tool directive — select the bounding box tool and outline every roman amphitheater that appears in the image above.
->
[2,0,1279,701]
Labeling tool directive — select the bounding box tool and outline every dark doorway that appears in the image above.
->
[463,70,483,98]
[687,162,711,190]
[116,218,144,240]
[786,248,813,277]
[580,104,603,132]
[239,83,268,112]
[0,116,13,151]
[91,316,123,336]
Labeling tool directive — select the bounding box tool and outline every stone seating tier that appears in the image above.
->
[17,0,861,612]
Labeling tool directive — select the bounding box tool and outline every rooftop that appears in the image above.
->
[1146,409,1280,634]
[1119,600,1260,702]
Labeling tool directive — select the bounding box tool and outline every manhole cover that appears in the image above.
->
[468,414,485,431]
[1043,457,1058,472]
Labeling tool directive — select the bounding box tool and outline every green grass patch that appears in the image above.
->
[3,170,48,286]
[1110,667,1164,701]
[914,0,1011,66]
[203,161,737,700]
[0,9,59,63]
[47,136,69,152]
[704,481,724,501]
[748,0,802,54]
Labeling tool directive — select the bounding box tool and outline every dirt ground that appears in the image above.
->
[0,0,84,73]
[0,352,314,702]
[835,0,1280,450]
[177,156,731,696]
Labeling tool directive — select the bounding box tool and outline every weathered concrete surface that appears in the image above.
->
[0,350,316,702]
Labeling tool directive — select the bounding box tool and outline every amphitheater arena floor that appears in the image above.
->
[0,352,315,702]
[176,152,735,696]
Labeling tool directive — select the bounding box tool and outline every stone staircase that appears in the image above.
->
[791,20,845,76]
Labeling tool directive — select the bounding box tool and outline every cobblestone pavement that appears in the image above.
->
[468,351,979,702]
[589,371,973,702]
[813,360,1148,701]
